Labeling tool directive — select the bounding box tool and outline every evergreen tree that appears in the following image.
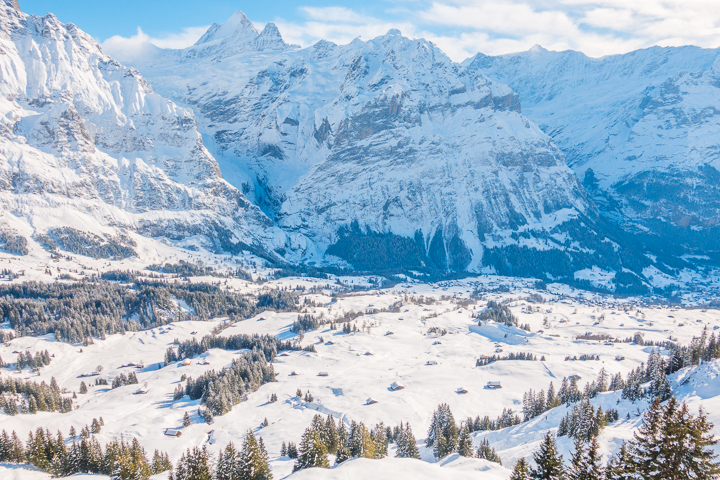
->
[239,430,272,480]
[294,427,329,471]
[511,458,532,480]
[348,421,375,459]
[427,403,458,458]
[395,423,420,459]
[567,438,603,480]
[171,446,213,480]
[151,449,173,475]
[530,432,564,480]
[626,398,720,479]
[604,443,634,480]
[458,425,474,457]
[324,415,339,454]
[476,439,502,464]
[183,411,192,427]
[80,381,87,394]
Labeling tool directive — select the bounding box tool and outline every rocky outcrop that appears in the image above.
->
[131,15,653,287]
[466,46,720,262]
[0,3,295,259]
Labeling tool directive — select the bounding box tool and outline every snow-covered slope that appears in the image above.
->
[0,2,297,259]
[131,12,652,284]
[465,46,720,260]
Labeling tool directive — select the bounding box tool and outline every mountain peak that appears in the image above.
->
[194,10,258,46]
[3,0,19,11]
[529,44,547,53]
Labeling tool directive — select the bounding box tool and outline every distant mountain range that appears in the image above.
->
[1,0,719,292]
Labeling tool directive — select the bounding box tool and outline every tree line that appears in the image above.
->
[0,427,172,479]
[0,280,298,343]
[510,397,719,480]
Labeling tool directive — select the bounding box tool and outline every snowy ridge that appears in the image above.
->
[0,3,300,259]
[131,13,650,282]
[465,46,720,259]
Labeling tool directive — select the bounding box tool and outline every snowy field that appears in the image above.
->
[0,247,719,479]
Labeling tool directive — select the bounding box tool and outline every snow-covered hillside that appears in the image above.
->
[465,46,720,260]
[128,11,656,284]
[0,1,302,261]
[1,270,719,479]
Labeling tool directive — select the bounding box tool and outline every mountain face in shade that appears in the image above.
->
[130,13,654,289]
[465,46,720,263]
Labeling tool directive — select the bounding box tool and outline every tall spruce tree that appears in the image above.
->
[604,443,634,480]
[294,427,329,471]
[395,423,420,459]
[567,438,603,480]
[216,442,240,480]
[239,431,272,480]
[530,432,564,480]
[511,458,532,480]
[626,398,720,479]
[458,425,474,457]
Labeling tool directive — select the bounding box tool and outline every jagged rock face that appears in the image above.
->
[133,15,655,283]
[0,4,292,257]
[465,46,720,258]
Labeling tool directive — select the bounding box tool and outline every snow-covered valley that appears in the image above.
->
[1,244,719,478]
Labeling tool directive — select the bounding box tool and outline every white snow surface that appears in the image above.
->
[0,3,300,260]
[130,11,595,271]
[1,266,719,479]
[465,45,720,233]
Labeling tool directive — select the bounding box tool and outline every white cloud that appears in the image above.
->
[101,26,208,64]
[274,7,421,48]
[99,1,720,64]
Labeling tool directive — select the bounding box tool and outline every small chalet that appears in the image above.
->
[182,359,192,366]
[426,360,438,365]
[487,381,502,389]
[390,381,405,391]
[318,372,329,377]
[366,398,378,405]
[457,387,468,394]
[164,428,182,437]
[134,388,149,395]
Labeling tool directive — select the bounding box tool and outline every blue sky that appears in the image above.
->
[19,0,720,62]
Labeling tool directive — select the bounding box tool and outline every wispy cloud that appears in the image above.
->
[99,1,720,64]
[101,26,209,63]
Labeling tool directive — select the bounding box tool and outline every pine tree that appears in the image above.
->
[171,446,213,480]
[294,427,329,471]
[476,438,502,464]
[395,423,420,459]
[371,423,388,458]
[511,458,532,480]
[239,430,272,480]
[530,432,564,480]
[604,443,634,480]
[183,411,192,427]
[348,421,375,459]
[80,381,87,394]
[324,415,339,454]
[567,437,603,480]
[458,425,474,457]
[427,403,458,458]
[626,397,720,479]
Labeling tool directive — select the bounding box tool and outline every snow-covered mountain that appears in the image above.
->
[464,46,720,262]
[0,1,300,259]
[131,12,651,285]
